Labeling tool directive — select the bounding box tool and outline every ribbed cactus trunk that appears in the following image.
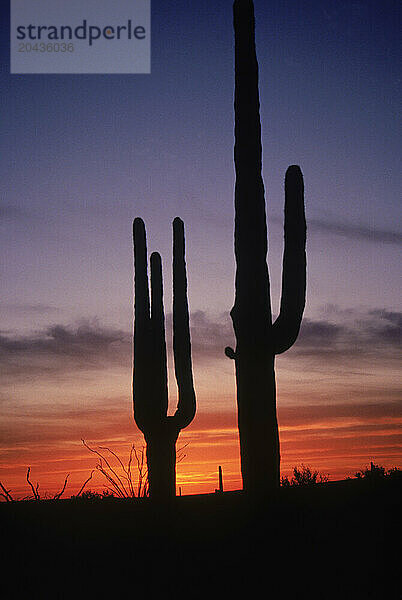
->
[227,0,306,496]
[133,217,196,500]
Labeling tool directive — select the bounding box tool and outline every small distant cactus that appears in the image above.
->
[219,465,223,493]
[226,1,307,495]
[133,217,196,499]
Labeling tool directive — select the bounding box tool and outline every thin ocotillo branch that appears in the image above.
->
[81,439,188,498]
[53,473,70,500]
[0,481,14,502]
[82,439,130,497]
[133,446,148,497]
[75,469,95,497]
[95,464,126,498]
[26,467,40,500]
[82,439,150,498]
[98,444,133,496]
[127,445,135,497]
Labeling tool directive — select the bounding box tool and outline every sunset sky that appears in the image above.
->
[1,0,401,498]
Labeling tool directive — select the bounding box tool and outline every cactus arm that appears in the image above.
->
[133,217,152,433]
[150,252,169,419]
[272,165,307,355]
[172,217,196,429]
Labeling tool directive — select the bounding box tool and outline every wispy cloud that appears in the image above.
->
[0,396,134,447]
[292,307,402,361]
[278,400,402,426]
[0,320,131,382]
[270,215,402,244]
[188,306,402,365]
[0,302,61,316]
[0,306,400,382]
[308,218,402,245]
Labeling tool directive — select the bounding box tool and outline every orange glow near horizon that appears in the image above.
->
[1,401,401,500]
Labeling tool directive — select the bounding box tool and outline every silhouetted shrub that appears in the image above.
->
[354,462,402,481]
[71,489,115,501]
[386,466,402,481]
[281,465,329,487]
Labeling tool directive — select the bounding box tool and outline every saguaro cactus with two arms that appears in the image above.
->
[225,0,307,496]
[133,217,196,499]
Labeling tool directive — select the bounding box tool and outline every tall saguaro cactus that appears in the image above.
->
[225,0,306,495]
[133,217,196,499]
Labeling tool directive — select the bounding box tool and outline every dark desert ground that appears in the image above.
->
[1,476,400,599]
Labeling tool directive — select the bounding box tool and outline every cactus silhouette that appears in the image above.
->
[133,217,196,499]
[225,0,307,495]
